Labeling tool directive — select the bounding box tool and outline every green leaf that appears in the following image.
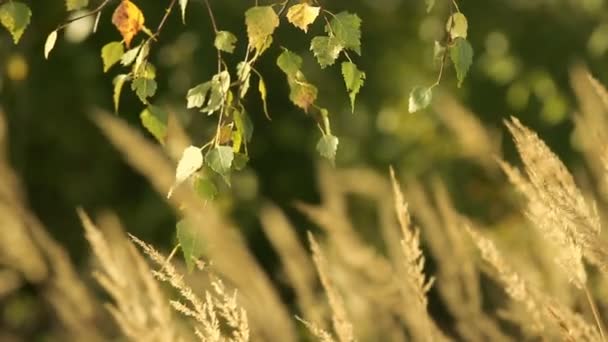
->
[207,146,234,175]
[425,0,435,12]
[179,0,188,24]
[232,153,249,170]
[140,105,168,144]
[66,0,88,11]
[177,219,205,272]
[133,42,150,76]
[408,86,433,113]
[288,76,318,112]
[245,6,279,51]
[286,3,320,33]
[236,62,251,98]
[101,41,124,72]
[316,134,339,163]
[341,62,365,112]
[325,12,362,55]
[449,37,474,87]
[131,77,157,104]
[310,36,343,68]
[113,74,129,113]
[0,2,32,44]
[446,13,468,39]
[277,49,303,78]
[186,82,212,109]
[258,75,271,119]
[201,71,230,114]
[120,43,141,66]
[193,175,218,201]
[233,109,254,143]
[215,31,237,53]
[44,30,58,59]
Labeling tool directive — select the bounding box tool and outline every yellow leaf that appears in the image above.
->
[111,0,145,48]
[286,4,320,33]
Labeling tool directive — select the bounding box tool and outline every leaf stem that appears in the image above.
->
[57,0,113,31]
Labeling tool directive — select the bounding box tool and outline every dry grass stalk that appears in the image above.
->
[93,109,295,341]
[259,204,326,326]
[308,232,356,342]
[296,316,336,342]
[129,234,250,341]
[296,166,425,340]
[79,209,181,342]
[389,169,452,342]
[467,225,601,341]
[504,117,608,283]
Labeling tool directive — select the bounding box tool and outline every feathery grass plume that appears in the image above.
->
[296,316,336,342]
[402,179,511,341]
[465,225,545,332]
[504,117,608,282]
[466,225,602,341]
[79,209,182,342]
[433,93,501,170]
[331,167,404,268]
[570,66,608,198]
[307,232,355,342]
[93,109,296,341]
[259,204,326,326]
[295,167,417,340]
[430,179,510,341]
[389,168,452,342]
[129,234,250,341]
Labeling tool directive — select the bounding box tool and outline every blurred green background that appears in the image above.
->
[1,0,608,336]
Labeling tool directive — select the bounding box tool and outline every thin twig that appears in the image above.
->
[203,0,222,73]
[57,0,113,31]
[585,285,606,342]
[154,0,178,38]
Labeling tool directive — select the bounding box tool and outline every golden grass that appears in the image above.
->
[4,73,608,341]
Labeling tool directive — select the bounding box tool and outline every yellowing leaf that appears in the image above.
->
[288,77,318,112]
[0,2,31,44]
[446,12,468,39]
[44,31,58,59]
[111,0,145,48]
[214,30,237,53]
[101,41,124,72]
[245,6,279,51]
[258,75,271,120]
[168,145,203,198]
[286,4,320,33]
